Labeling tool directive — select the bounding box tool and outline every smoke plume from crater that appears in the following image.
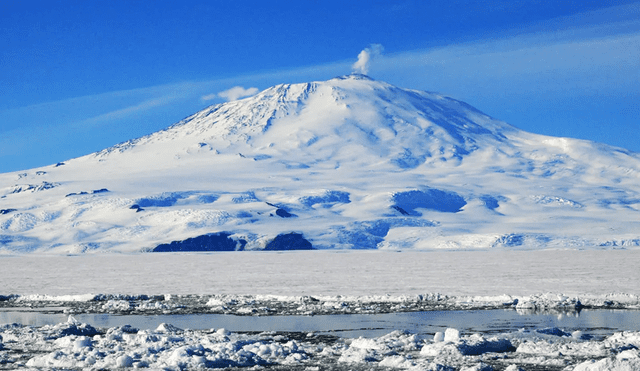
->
[352,44,384,75]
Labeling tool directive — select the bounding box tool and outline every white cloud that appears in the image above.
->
[213,86,259,102]
[200,93,218,101]
[352,44,384,75]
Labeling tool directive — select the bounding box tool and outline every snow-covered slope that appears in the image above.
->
[1,74,639,253]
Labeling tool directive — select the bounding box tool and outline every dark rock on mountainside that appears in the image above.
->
[153,232,246,252]
[10,181,58,194]
[264,233,313,250]
[391,205,410,215]
[275,208,296,218]
[265,202,297,218]
[129,205,144,212]
[66,192,89,197]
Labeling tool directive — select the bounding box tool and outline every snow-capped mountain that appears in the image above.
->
[1,74,639,253]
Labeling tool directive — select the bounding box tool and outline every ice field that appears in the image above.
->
[1,250,640,297]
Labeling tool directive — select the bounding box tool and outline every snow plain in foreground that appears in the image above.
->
[1,250,639,298]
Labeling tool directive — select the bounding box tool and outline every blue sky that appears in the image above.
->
[1,0,639,173]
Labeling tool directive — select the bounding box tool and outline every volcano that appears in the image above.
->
[1,74,639,253]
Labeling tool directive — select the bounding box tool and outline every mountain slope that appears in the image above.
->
[1,75,639,253]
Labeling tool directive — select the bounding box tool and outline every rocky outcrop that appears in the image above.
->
[153,232,246,252]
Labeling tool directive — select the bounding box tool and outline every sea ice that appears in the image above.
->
[3,316,640,370]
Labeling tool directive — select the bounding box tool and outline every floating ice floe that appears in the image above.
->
[2,292,640,315]
[3,317,640,370]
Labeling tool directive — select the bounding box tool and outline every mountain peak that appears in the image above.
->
[1,76,639,253]
[94,75,515,169]
[331,73,375,81]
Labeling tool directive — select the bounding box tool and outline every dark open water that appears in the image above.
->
[2,308,640,339]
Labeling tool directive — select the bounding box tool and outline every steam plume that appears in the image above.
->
[352,44,384,75]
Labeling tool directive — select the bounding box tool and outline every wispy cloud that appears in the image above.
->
[375,27,640,100]
[4,11,638,133]
[200,93,219,102]
[213,86,259,102]
[73,97,171,129]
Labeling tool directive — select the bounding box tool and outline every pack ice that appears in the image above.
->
[1,74,639,253]
[2,316,640,370]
